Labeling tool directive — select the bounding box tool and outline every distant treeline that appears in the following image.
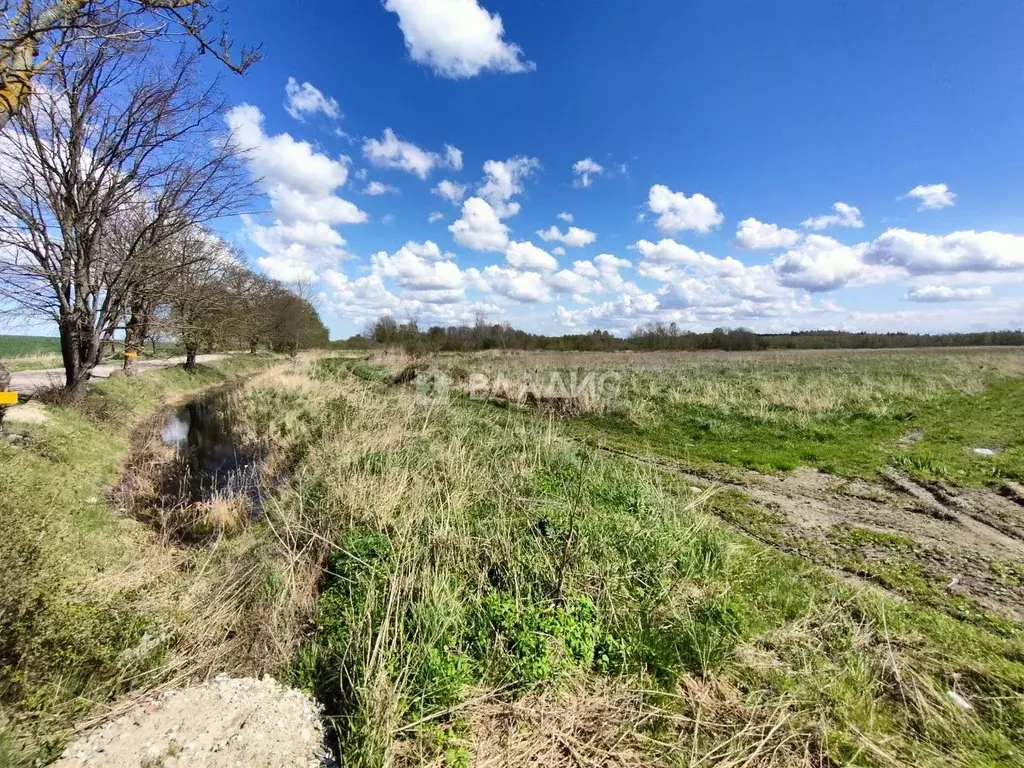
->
[333,316,1024,354]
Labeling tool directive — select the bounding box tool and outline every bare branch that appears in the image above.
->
[0,33,253,394]
[0,0,260,130]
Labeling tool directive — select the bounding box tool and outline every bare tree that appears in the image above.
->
[159,245,330,365]
[0,33,252,395]
[116,230,175,375]
[281,277,317,357]
[219,263,275,353]
[164,226,235,370]
[1,0,259,131]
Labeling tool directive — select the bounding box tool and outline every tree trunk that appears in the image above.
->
[184,343,198,371]
[123,310,143,375]
[59,319,86,398]
[58,312,101,398]
[0,361,9,429]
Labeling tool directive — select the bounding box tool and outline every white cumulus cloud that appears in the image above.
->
[228,104,351,198]
[383,0,534,78]
[244,217,352,281]
[505,240,558,271]
[449,196,509,251]
[634,238,744,277]
[906,285,991,302]
[432,179,468,205]
[772,235,874,292]
[225,104,367,281]
[549,269,598,295]
[864,229,1024,275]
[371,240,466,294]
[572,158,604,188]
[363,181,398,196]
[478,156,539,217]
[906,183,956,211]
[536,224,597,248]
[647,184,723,234]
[801,202,863,231]
[266,186,367,225]
[284,77,341,121]
[568,254,633,293]
[445,144,464,171]
[480,266,551,302]
[736,217,800,249]
[362,128,461,179]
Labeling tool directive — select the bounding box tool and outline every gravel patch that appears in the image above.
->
[53,675,332,767]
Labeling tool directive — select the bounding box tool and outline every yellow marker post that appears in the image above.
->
[0,391,18,405]
[124,352,138,358]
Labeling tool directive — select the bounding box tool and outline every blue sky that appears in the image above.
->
[209,0,1024,339]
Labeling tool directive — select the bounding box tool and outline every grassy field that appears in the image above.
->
[0,335,63,372]
[450,347,1024,485]
[2,347,1023,766]
[255,350,1024,765]
[0,334,190,372]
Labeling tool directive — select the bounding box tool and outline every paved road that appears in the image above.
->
[8,354,226,395]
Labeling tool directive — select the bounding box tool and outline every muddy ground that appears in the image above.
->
[591,442,1024,626]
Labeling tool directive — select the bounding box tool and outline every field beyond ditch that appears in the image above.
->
[2,347,1023,766]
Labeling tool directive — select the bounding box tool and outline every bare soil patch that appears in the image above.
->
[589,443,1024,623]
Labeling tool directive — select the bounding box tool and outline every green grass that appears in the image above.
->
[584,396,905,475]
[472,348,1024,486]
[0,335,62,372]
[0,334,192,372]
[0,353,276,761]
[242,354,1024,766]
[895,378,1024,485]
[0,335,61,357]
[6,348,1024,765]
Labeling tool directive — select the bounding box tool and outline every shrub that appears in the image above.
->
[351,363,390,382]
[311,357,352,381]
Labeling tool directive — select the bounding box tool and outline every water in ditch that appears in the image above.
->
[159,387,264,517]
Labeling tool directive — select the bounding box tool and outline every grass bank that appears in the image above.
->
[242,354,1024,767]
[0,354,281,764]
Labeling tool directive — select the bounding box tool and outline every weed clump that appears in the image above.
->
[351,363,390,383]
[310,357,353,381]
[392,363,427,384]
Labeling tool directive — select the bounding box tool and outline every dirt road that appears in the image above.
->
[8,355,225,395]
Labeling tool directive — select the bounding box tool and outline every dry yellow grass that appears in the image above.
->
[443,347,1024,425]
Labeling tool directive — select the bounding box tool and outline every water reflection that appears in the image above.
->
[160,391,259,507]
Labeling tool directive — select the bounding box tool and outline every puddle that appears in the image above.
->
[159,388,263,516]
